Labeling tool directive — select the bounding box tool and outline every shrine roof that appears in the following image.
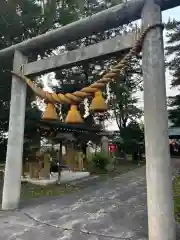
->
[38,119,102,133]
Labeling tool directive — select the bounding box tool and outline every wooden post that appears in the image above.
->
[57,141,62,184]
[141,0,175,239]
[101,136,109,155]
[2,51,27,210]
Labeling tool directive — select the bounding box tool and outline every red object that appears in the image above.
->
[108,143,116,153]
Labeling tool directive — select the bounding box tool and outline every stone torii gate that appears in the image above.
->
[0,0,179,239]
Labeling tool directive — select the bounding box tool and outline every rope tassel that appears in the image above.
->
[65,105,83,124]
[90,91,107,113]
[42,103,59,120]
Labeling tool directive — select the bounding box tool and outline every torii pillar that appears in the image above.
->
[2,51,27,210]
[142,0,175,239]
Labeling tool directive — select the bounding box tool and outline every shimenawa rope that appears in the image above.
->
[11,24,164,105]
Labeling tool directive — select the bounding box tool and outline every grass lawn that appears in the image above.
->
[173,176,180,223]
[20,182,85,200]
[108,161,144,177]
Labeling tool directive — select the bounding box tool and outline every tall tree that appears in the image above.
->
[107,55,143,159]
[0,0,44,159]
[0,0,84,118]
[0,0,83,160]
[109,54,143,130]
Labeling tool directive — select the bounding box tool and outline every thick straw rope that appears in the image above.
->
[12,24,163,105]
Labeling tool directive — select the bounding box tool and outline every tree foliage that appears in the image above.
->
[109,58,143,130]
[0,0,143,160]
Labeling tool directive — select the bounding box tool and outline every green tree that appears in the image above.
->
[109,56,142,148]
[110,72,142,129]
[0,1,42,160]
[0,0,83,160]
[100,52,142,160]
